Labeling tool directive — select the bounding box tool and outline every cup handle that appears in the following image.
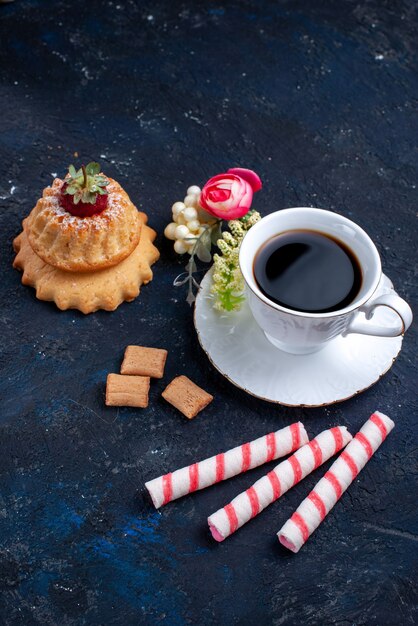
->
[343,293,413,338]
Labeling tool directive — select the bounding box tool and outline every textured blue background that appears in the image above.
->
[0,1,417,624]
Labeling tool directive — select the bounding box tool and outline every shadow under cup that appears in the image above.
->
[239,208,382,355]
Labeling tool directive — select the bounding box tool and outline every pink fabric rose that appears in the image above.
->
[200,168,262,219]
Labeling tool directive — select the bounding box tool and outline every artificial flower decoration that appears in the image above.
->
[165,167,262,309]
[211,211,261,311]
[200,168,262,220]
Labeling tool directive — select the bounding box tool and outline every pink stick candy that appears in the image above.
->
[278,412,394,553]
[145,422,308,509]
[208,426,352,541]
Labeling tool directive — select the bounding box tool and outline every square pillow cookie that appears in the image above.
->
[162,375,213,419]
[121,346,167,379]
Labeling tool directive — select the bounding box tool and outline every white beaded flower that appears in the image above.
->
[164,185,217,256]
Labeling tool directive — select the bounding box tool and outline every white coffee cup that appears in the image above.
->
[239,207,413,355]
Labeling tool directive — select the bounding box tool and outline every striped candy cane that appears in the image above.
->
[208,426,352,541]
[278,412,394,553]
[145,422,308,509]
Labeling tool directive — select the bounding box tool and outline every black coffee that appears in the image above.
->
[253,230,362,313]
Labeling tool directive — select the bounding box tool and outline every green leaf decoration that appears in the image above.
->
[186,290,196,305]
[63,161,108,204]
[85,162,100,176]
[196,242,212,263]
[185,258,197,273]
[210,222,223,245]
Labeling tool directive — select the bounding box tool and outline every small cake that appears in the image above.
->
[13,162,159,313]
[27,176,141,272]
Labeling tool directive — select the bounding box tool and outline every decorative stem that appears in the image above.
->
[81,164,87,188]
[186,222,219,303]
[173,219,222,305]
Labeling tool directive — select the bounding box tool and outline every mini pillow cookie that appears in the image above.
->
[162,376,213,419]
[121,346,168,378]
[106,373,150,408]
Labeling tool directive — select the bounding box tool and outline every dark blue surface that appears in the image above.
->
[0,1,417,624]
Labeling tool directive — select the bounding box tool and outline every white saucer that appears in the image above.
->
[194,271,403,407]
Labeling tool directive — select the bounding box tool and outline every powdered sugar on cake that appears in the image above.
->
[45,177,127,231]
